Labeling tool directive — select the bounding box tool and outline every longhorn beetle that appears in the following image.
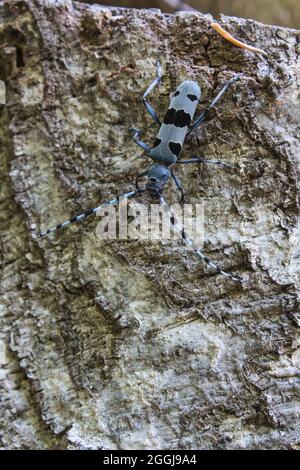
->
[38,62,242,283]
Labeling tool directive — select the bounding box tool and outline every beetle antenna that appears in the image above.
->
[38,189,145,238]
[159,196,243,283]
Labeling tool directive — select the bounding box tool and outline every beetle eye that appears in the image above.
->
[149,177,158,183]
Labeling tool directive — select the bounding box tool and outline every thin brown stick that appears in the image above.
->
[211,22,268,57]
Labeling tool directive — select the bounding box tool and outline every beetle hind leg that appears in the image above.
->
[129,127,151,153]
[142,60,164,125]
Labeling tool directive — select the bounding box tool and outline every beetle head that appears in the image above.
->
[146,164,171,198]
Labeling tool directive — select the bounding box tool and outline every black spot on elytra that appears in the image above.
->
[174,90,180,97]
[169,142,182,157]
[163,108,191,128]
[187,94,198,102]
[153,138,162,148]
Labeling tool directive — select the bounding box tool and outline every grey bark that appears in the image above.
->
[0,0,300,450]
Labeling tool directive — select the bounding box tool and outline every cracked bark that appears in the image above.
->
[0,0,300,450]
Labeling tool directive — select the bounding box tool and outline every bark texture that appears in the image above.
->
[0,0,300,450]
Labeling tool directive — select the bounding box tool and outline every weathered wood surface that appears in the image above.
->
[0,0,299,450]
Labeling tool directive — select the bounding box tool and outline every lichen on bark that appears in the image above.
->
[0,0,300,450]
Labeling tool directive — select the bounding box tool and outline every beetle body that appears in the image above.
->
[37,66,242,283]
[149,80,201,165]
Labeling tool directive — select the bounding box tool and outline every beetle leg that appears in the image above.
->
[176,156,236,169]
[142,60,164,126]
[187,75,240,135]
[129,127,151,153]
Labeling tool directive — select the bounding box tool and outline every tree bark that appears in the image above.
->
[0,0,299,450]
